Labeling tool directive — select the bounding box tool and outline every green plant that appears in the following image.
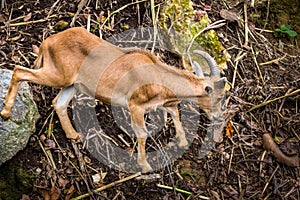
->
[274,24,298,37]
[141,180,147,186]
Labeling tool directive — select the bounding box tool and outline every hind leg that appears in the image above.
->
[52,86,79,139]
[1,66,35,119]
[1,65,71,119]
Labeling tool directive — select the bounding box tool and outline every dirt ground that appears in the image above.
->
[0,0,299,199]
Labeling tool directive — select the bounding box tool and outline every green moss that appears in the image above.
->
[0,164,34,200]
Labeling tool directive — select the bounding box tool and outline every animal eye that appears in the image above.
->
[205,86,213,94]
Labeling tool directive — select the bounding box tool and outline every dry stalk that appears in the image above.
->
[243,0,249,48]
[71,172,142,200]
[251,45,265,85]
[47,0,61,19]
[99,0,147,38]
[70,0,88,27]
[261,165,279,196]
[247,88,300,112]
[259,54,287,66]
[2,14,57,28]
[156,183,192,195]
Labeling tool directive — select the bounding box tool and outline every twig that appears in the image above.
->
[231,51,247,88]
[243,0,249,48]
[227,145,234,174]
[259,54,287,66]
[247,88,300,112]
[156,184,192,195]
[70,0,88,27]
[71,172,142,200]
[2,14,57,28]
[99,0,147,38]
[262,164,279,195]
[260,0,270,33]
[87,14,91,32]
[47,0,61,19]
[186,20,226,54]
[18,50,30,66]
[117,134,130,147]
[251,45,265,85]
[150,0,157,52]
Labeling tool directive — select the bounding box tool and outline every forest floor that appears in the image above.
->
[0,0,299,199]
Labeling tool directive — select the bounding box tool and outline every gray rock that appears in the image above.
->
[0,69,39,165]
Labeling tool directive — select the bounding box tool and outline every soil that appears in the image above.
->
[0,0,299,199]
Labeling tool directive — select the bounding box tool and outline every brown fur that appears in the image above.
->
[1,27,225,173]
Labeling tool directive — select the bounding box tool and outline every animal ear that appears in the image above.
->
[192,61,204,78]
[205,86,213,94]
[214,77,227,89]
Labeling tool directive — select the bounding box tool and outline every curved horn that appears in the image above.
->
[192,61,204,78]
[193,50,220,77]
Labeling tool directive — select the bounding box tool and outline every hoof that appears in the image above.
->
[0,109,11,119]
[177,138,189,149]
[140,163,153,174]
[66,131,81,141]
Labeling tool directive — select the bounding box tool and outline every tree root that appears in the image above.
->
[263,133,299,167]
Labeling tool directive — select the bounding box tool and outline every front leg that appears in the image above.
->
[129,105,153,173]
[164,106,188,147]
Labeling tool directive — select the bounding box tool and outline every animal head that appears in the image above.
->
[192,50,227,121]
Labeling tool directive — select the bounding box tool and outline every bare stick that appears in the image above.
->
[156,184,192,195]
[261,165,279,195]
[47,0,61,19]
[99,0,147,38]
[259,54,287,66]
[247,89,300,112]
[251,45,265,85]
[70,0,88,27]
[243,0,249,48]
[150,0,157,52]
[2,15,56,28]
[71,172,142,200]
[186,20,226,54]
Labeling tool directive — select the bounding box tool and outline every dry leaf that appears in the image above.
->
[65,185,76,200]
[225,121,234,137]
[220,9,241,27]
[58,176,69,188]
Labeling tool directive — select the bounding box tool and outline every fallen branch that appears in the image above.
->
[262,133,299,167]
[71,172,142,200]
[247,88,300,112]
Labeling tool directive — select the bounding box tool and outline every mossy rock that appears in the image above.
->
[159,0,227,71]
